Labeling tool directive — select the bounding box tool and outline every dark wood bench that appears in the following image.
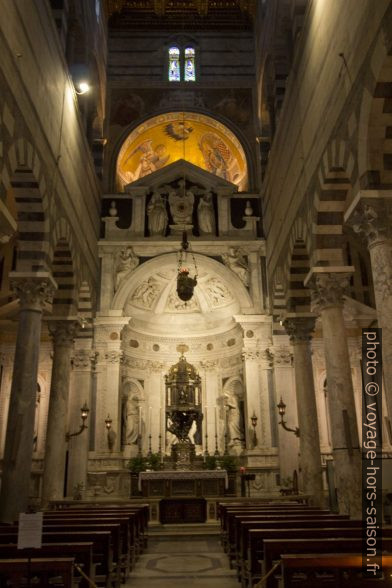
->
[219,504,323,550]
[262,537,392,588]
[280,553,392,587]
[0,543,94,588]
[247,528,392,588]
[0,530,113,588]
[224,507,327,555]
[0,557,75,587]
[42,514,132,579]
[233,513,350,572]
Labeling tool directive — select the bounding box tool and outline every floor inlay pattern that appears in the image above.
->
[124,535,239,587]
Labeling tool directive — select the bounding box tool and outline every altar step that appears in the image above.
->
[148,522,220,536]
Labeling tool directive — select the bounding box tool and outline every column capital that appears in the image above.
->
[282,313,316,342]
[344,190,392,246]
[48,319,80,345]
[10,272,57,312]
[304,267,354,313]
[72,348,98,370]
[105,350,123,363]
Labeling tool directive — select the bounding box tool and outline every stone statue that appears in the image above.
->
[122,396,139,445]
[169,180,194,225]
[147,191,168,236]
[197,191,215,234]
[226,393,244,446]
[222,247,249,287]
[114,246,139,290]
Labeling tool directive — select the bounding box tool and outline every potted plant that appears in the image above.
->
[146,452,161,471]
[128,456,147,473]
[202,455,217,470]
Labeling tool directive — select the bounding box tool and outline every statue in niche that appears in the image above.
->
[225,392,245,447]
[168,180,194,225]
[222,247,250,287]
[147,191,168,236]
[197,191,215,234]
[122,396,139,445]
[114,247,139,290]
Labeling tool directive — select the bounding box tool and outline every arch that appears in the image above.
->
[357,30,392,189]
[50,219,77,316]
[113,111,250,192]
[112,252,252,316]
[6,138,50,273]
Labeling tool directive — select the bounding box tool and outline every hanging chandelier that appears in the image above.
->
[177,230,198,302]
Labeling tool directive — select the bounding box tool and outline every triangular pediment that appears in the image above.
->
[124,159,238,192]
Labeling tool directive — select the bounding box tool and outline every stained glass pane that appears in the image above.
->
[184,47,196,82]
[169,47,181,81]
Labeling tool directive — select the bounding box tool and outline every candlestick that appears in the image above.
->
[138,406,142,435]
[149,406,152,428]
[204,405,209,457]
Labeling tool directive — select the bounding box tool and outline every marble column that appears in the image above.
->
[0,274,56,522]
[305,268,361,517]
[66,346,96,496]
[41,320,79,506]
[283,315,324,506]
[345,192,392,421]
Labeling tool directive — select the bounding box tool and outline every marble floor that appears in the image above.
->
[125,534,239,587]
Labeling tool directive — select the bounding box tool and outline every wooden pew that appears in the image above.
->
[0,557,75,588]
[247,528,392,588]
[280,553,392,587]
[48,505,148,555]
[232,513,348,571]
[0,543,94,588]
[263,537,392,588]
[219,504,321,550]
[42,514,132,579]
[45,507,145,559]
[0,530,113,588]
[224,508,327,556]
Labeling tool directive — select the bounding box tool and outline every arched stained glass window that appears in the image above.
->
[168,46,180,81]
[184,47,196,82]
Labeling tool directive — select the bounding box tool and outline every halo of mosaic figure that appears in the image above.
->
[165,348,202,469]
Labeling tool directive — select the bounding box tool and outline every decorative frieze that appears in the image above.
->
[271,345,293,366]
[72,349,97,370]
[105,350,123,364]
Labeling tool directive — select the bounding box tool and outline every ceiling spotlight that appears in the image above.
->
[75,81,90,95]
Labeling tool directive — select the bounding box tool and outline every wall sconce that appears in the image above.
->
[105,414,115,451]
[277,397,300,437]
[250,412,258,448]
[66,402,89,441]
[105,414,112,431]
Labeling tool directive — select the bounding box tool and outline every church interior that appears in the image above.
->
[0,0,392,585]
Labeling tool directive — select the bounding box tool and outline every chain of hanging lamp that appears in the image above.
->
[175,10,198,302]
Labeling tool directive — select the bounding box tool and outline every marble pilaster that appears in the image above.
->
[200,361,219,455]
[93,319,128,453]
[0,274,56,522]
[66,345,96,496]
[271,345,299,481]
[283,315,324,506]
[98,247,115,311]
[345,191,392,421]
[41,320,79,505]
[235,315,274,462]
[306,268,361,517]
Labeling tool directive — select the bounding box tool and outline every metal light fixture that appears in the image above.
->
[66,402,89,441]
[250,411,258,448]
[177,230,197,302]
[105,414,112,431]
[75,81,90,95]
[277,397,300,437]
